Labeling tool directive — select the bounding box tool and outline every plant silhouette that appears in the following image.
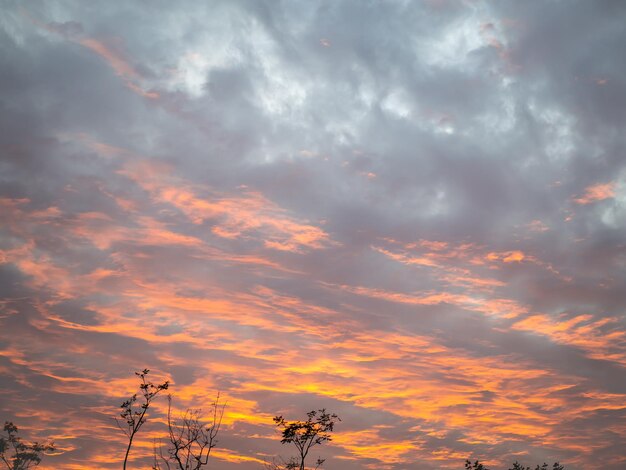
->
[0,422,54,470]
[466,460,490,470]
[153,393,224,470]
[268,409,339,470]
[116,369,169,470]
[508,463,564,470]
[466,460,566,470]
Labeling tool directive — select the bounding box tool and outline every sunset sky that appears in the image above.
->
[1,1,625,469]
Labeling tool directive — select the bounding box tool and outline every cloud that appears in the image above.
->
[572,182,616,205]
[1,1,625,469]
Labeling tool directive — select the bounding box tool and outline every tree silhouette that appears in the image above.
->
[153,394,224,470]
[264,456,322,470]
[466,460,490,470]
[269,409,339,470]
[465,460,565,470]
[116,369,169,470]
[508,463,564,470]
[0,422,54,470]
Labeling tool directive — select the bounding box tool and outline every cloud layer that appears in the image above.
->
[1,1,625,469]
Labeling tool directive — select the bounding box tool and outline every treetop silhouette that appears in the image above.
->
[116,369,169,470]
[269,408,340,470]
[465,459,566,470]
[153,393,225,470]
[0,421,54,470]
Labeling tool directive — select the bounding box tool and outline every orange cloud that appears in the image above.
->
[573,182,616,204]
[333,428,418,463]
[372,246,439,267]
[116,159,335,253]
[512,313,626,366]
[3,136,624,469]
[77,38,137,79]
[486,250,526,263]
[26,13,160,100]
[76,37,160,99]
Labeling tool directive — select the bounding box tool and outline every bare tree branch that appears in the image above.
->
[117,369,169,470]
[156,393,224,470]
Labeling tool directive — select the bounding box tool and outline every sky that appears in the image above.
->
[0,1,625,469]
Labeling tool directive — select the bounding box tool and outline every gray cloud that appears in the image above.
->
[1,1,625,469]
